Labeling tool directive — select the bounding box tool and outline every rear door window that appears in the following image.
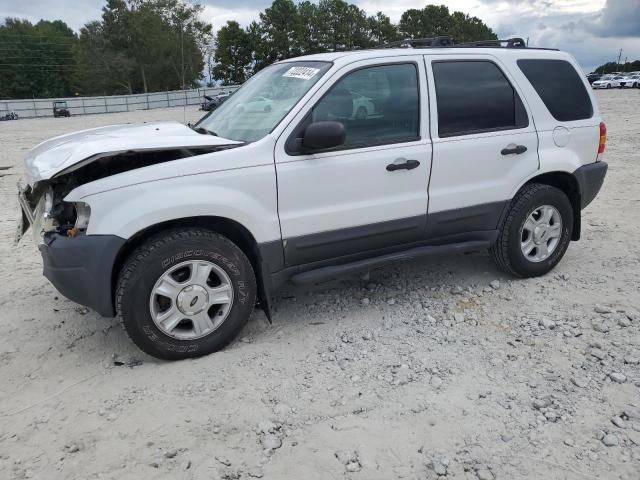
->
[432,60,528,138]
[517,59,593,122]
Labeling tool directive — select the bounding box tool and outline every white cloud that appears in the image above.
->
[200,4,262,32]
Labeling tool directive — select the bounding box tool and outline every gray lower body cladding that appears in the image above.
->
[40,233,125,317]
[573,161,607,209]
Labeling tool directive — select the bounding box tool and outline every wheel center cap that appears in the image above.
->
[177,285,209,315]
[533,224,549,244]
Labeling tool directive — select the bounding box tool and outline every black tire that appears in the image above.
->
[490,184,573,278]
[606,84,611,89]
[116,228,256,360]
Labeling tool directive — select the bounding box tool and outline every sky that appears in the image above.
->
[1,0,639,72]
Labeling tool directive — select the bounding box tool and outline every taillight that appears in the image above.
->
[597,121,606,161]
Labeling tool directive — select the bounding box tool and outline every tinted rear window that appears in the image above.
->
[517,59,593,122]
[432,60,528,137]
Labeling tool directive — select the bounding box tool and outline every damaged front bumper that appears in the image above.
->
[40,233,125,317]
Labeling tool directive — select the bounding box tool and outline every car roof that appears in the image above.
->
[278,46,573,68]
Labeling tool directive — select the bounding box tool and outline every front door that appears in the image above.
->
[424,55,540,238]
[275,58,432,266]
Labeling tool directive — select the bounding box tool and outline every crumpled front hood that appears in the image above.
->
[24,121,240,184]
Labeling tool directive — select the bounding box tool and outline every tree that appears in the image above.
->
[73,0,211,95]
[213,21,253,85]
[398,5,496,42]
[594,60,640,74]
[0,18,78,99]
[368,12,398,46]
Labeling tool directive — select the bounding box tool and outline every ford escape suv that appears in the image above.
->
[17,37,608,360]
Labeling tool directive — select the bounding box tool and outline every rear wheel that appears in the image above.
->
[116,228,256,360]
[490,184,573,278]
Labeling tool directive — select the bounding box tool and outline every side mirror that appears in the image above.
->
[301,121,346,151]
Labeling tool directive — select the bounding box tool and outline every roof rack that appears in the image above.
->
[379,36,454,49]
[378,37,528,49]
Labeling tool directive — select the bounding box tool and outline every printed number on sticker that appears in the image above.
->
[282,67,320,80]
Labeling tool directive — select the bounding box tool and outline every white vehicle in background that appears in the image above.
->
[592,75,623,89]
[620,74,640,88]
[237,96,274,113]
[350,91,376,119]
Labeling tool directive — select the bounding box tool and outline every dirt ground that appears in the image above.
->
[0,91,639,480]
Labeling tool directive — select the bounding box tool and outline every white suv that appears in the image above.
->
[17,38,608,360]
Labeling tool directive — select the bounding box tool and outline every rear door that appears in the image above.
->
[424,54,539,238]
[274,57,432,266]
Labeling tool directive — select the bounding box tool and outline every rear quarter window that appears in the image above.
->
[517,59,593,122]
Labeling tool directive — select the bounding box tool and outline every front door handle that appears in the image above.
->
[386,158,420,172]
[501,144,528,155]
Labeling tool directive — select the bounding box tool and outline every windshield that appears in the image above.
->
[196,61,332,143]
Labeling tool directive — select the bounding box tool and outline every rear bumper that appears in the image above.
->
[40,234,125,317]
[573,161,608,209]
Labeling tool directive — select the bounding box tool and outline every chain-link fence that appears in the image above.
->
[0,86,240,119]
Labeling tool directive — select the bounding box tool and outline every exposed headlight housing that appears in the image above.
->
[32,187,58,244]
[73,202,91,232]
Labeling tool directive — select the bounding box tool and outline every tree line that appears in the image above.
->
[593,60,640,74]
[212,1,497,84]
[0,0,496,99]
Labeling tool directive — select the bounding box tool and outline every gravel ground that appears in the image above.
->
[0,91,639,480]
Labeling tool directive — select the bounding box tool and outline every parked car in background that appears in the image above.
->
[0,111,18,121]
[592,75,623,89]
[53,101,71,117]
[620,74,640,88]
[350,91,376,119]
[17,38,608,360]
[201,92,231,111]
[587,73,602,84]
[236,96,274,113]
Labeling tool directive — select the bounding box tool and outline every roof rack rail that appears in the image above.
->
[455,38,527,48]
[380,36,454,49]
[377,36,527,49]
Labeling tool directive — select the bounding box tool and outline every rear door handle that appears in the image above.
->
[386,158,420,172]
[501,144,527,155]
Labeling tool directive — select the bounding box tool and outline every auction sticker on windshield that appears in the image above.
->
[282,66,320,80]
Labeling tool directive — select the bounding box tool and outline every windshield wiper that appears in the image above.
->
[191,125,218,136]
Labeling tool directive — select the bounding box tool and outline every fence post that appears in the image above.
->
[125,95,129,112]
[82,97,86,115]
[104,96,108,114]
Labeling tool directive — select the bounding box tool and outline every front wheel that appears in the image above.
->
[490,184,573,278]
[116,228,256,360]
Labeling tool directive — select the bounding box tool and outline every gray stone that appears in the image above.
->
[533,397,551,410]
[182,461,192,471]
[360,297,370,306]
[611,416,625,428]
[164,449,178,459]
[602,434,619,446]
[489,280,500,290]
[345,461,361,472]
[563,438,575,447]
[216,456,231,466]
[432,458,448,476]
[335,450,352,465]
[430,375,443,389]
[248,467,264,478]
[595,304,612,314]
[592,322,610,333]
[590,348,606,360]
[609,372,626,383]
[501,433,514,443]
[261,435,282,450]
[539,318,556,329]
[453,313,465,323]
[624,355,639,365]
[623,406,640,420]
[571,377,589,388]
[476,468,495,480]
[618,316,631,327]
[362,330,374,341]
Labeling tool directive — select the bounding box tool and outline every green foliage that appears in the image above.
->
[594,60,640,74]
[1,1,498,97]
[1,0,211,98]
[0,18,78,99]
[213,1,497,84]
